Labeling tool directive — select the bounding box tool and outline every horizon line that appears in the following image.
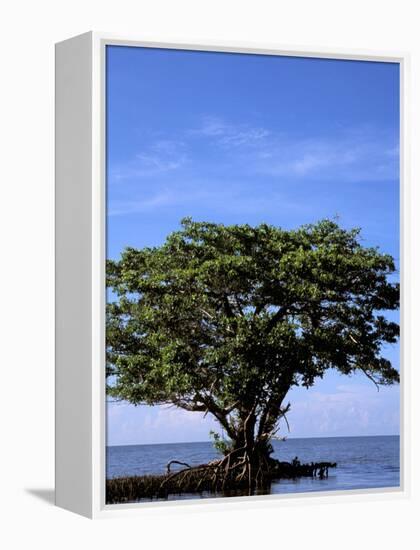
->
[107,433,400,448]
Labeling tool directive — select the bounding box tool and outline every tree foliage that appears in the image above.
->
[106,218,399,456]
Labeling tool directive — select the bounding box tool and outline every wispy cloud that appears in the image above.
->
[108,117,399,219]
[107,179,307,218]
[108,189,175,216]
[189,116,398,182]
[110,117,399,188]
[254,133,399,182]
[111,139,188,181]
[191,115,270,147]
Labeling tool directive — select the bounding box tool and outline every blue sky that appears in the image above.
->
[106,46,400,445]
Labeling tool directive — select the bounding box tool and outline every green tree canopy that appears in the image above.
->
[106,218,399,458]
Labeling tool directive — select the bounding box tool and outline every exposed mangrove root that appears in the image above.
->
[106,453,337,504]
[166,460,191,474]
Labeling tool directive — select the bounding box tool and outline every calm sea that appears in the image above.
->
[106,435,400,499]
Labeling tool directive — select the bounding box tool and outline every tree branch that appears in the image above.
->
[266,306,289,332]
[222,293,235,319]
[253,302,266,318]
[358,365,380,391]
[348,333,380,391]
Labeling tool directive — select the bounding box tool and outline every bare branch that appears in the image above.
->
[359,365,380,392]
[348,333,380,391]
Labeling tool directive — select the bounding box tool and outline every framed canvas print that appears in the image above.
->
[55,32,409,518]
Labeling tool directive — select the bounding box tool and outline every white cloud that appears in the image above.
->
[191,116,398,182]
[286,382,400,438]
[107,118,399,220]
[255,134,398,181]
[108,189,175,216]
[191,115,270,147]
[107,402,220,445]
[192,116,228,137]
[107,179,307,218]
[109,117,398,195]
[111,139,188,181]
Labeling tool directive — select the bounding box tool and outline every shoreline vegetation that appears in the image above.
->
[106,457,337,504]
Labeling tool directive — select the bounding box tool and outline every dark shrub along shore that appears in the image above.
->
[106,458,337,504]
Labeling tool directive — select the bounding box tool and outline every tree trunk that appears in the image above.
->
[225,411,275,492]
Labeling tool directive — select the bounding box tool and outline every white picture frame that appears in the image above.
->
[55,31,410,519]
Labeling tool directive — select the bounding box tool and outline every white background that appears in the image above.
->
[0,0,418,548]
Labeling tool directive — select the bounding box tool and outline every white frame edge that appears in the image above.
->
[55,31,410,519]
[55,32,94,517]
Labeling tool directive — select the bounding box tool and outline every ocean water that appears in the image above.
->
[106,435,400,500]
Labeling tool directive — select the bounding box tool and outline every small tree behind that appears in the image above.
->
[106,218,399,485]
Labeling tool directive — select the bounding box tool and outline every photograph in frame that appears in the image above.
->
[104,44,400,505]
